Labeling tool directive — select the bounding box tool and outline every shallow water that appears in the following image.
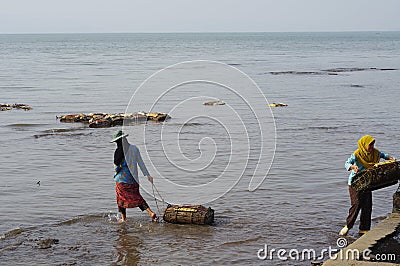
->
[1,32,400,265]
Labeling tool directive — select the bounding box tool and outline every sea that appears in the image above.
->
[1,32,400,265]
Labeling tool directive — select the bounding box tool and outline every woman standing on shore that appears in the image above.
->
[339,135,394,236]
[111,130,158,222]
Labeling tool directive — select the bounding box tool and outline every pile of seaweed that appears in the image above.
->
[1,103,32,111]
[57,112,170,128]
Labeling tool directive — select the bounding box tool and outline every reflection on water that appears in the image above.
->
[114,226,141,265]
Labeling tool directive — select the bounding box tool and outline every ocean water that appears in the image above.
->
[1,32,400,265]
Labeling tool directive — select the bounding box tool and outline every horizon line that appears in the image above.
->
[0,30,399,35]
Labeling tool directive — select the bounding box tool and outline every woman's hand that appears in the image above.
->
[388,156,396,161]
[351,165,359,173]
[147,175,154,184]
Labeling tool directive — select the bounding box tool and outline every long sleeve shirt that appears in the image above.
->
[114,144,149,184]
[345,152,390,185]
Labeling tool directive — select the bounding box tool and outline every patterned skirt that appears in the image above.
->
[116,182,146,209]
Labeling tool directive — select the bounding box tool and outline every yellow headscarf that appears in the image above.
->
[354,135,380,168]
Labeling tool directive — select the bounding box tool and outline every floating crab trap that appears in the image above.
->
[163,204,214,225]
[351,160,400,192]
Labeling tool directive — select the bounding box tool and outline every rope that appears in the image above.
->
[152,182,166,217]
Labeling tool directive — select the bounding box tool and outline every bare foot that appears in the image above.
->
[151,213,159,222]
[116,218,126,223]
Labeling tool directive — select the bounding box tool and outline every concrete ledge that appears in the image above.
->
[323,213,400,266]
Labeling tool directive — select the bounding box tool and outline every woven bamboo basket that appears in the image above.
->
[351,160,400,192]
[163,204,214,225]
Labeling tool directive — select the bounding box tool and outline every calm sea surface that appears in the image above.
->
[1,32,400,265]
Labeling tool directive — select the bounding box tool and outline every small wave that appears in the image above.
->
[64,62,101,66]
[1,214,108,239]
[0,86,36,89]
[277,127,307,132]
[308,126,340,130]
[181,122,213,127]
[350,84,365,88]
[33,127,90,138]
[169,122,217,127]
[42,127,87,133]
[218,235,262,247]
[322,67,397,73]
[269,67,397,76]
[1,213,108,241]
[270,71,336,75]
[34,132,89,139]
[6,123,47,128]
[56,214,105,226]
[1,228,24,240]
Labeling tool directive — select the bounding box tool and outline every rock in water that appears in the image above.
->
[203,101,225,106]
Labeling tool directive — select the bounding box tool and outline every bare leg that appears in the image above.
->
[118,206,127,222]
[145,208,158,221]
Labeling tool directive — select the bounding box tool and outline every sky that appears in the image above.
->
[1,0,399,33]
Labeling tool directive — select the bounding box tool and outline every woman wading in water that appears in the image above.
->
[111,130,158,222]
[339,135,394,236]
